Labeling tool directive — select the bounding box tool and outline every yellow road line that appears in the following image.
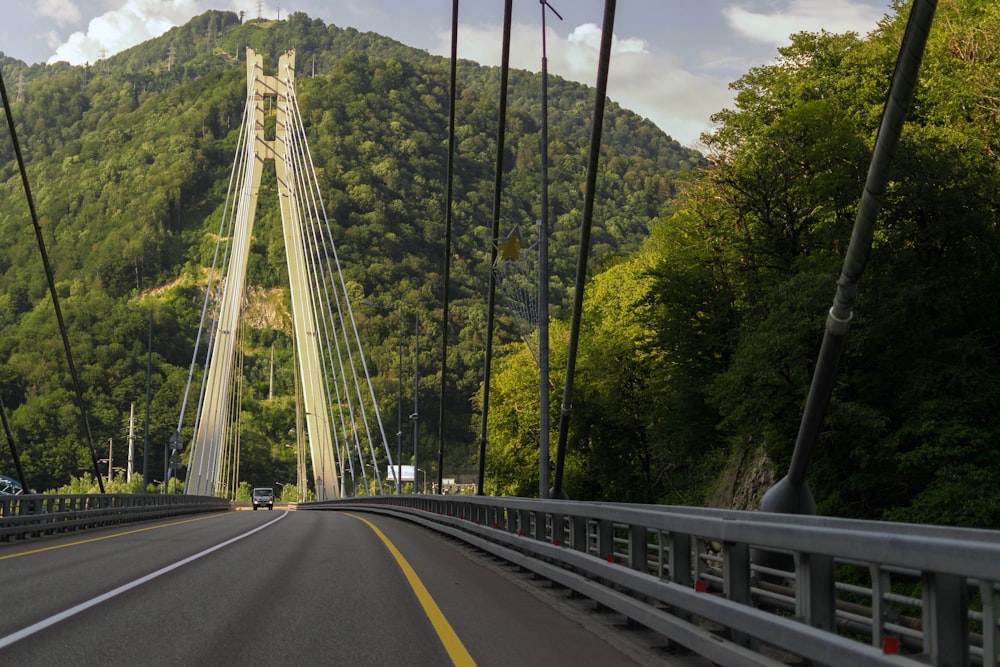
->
[0,512,227,560]
[346,513,476,667]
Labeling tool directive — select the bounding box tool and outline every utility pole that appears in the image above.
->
[268,345,274,400]
[127,403,136,481]
[106,438,114,484]
[539,0,562,499]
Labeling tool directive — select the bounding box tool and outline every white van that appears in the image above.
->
[251,487,274,510]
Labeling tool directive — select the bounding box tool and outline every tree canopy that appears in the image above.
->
[485,0,1000,527]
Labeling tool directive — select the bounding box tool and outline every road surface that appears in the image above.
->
[0,509,677,665]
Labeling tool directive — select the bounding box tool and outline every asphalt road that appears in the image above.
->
[0,509,668,666]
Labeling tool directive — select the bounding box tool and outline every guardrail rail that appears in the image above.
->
[300,495,1000,667]
[0,493,230,542]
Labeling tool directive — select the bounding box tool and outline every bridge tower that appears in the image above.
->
[186,48,340,500]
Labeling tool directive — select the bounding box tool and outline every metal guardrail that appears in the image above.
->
[0,493,230,542]
[301,495,999,667]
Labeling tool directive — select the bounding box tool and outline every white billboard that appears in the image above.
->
[386,465,415,482]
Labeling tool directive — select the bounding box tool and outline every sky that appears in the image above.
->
[0,0,898,147]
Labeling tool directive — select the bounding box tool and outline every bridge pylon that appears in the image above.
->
[186,48,339,501]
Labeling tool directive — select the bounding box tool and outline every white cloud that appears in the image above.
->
[566,23,648,54]
[47,0,202,65]
[435,21,730,146]
[35,0,82,26]
[723,0,886,45]
[46,29,68,54]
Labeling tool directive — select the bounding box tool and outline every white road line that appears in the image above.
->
[0,511,287,650]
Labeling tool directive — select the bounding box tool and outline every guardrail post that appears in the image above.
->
[724,541,752,647]
[724,542,751,603]
[628,524,647,573]
[870,565,889,648]
[518,508,530,536]
[552,512,565,546]
[504,506,517,533]
[796,552,834,631]
[667,532,694,623]
[981,581,998,667]
[922,572,968,666]
[571,516,588,553]
[598,520,615,562]
[694,537,710,584]
[532,509,547,540]
[669,532,692,587]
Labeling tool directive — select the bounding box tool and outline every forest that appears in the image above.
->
[2,1,1000,530]
[483,0,1000,528]
[0,10,698,497]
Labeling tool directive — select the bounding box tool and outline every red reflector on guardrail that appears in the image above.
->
[695,580,708,593]
[882,637,900,654]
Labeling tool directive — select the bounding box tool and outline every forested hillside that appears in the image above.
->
[0,11,700,492]
[486,0,1000,528]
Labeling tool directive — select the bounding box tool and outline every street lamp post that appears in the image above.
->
[396,328,403,494]
[412,312,420,493]
[363,299,420,494]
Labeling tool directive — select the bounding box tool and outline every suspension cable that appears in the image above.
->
[0,65,106,491]
[182,89,255,492]
[283,69,394,493]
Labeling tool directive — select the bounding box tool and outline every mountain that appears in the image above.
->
[0,11,701,492]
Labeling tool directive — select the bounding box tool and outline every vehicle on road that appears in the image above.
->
[0,474,24,496]
[251,487,274,510]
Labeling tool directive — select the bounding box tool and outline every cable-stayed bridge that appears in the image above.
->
[3,2,997,663]
[182,48,392,502]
